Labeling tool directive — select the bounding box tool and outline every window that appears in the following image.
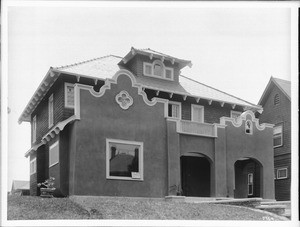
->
[153,62,163,77]
[274,94,280,105]
[277,168,288,179]
[49,141,59,167]
[48,94,54,128]
[106,139,143,181]
[248,173,253,195]
[245,120,253,134]
[30,158,37,175]
[273,124,283,148]
[143,60,174,80]
[165,68,173,79]
[144,64,152,75]
[32,115,37,143]
[65,83,74,108]
[168,101,181,119]
[230,111,242,122]
[191,105,204,123]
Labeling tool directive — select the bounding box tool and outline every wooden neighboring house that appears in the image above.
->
[10,180,30,195]
[257,77,291,201]
[19,47,275,199]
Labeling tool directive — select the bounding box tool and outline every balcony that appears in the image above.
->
[177,120,217,137]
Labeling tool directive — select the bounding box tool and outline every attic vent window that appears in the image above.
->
[274,94,280,105]
[143,60,174,81]
[245,120,253,134]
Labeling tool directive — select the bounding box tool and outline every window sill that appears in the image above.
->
[106,176,143,181]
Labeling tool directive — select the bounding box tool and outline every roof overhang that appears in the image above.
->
[18,68,61,124]
[119,47,192,69]
[18,68,107,124]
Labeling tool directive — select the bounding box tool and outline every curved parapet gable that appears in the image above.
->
[220,110,273,131]
[74,69,167,112]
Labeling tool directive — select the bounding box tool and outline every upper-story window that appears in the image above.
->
[191,104,204,123]
[65,83,75,108]
[143,60,174,81]
[48,94,54,128]
[245,120,253,134]
[168,101,181,119]
[274,94,280,105]
[273,124,283,148]
[32,115,37,143]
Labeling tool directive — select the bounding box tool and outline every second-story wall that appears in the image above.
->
[30,75,104,146]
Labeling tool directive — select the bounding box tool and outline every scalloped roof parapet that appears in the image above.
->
[219,110,274,131]
[76,69,168,108]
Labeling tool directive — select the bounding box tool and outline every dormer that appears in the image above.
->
[118,47,192,83]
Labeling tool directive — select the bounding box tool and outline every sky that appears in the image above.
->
[3,2,295,191]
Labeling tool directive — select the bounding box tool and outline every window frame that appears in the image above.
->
[106,138,144,181]
[30,158,37,175]
[273,124,283,148]
[277,167,288,179]
[49,141,59,168]
[168,101,182,119]
[48,94,54,128]
[32,115,37,143]
[191,104,204,123]
[143,60,174,81]
[64,82,75,108]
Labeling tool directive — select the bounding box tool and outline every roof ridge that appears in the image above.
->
[55,55,123,70]
[180,75,259,107]
[272,77,291,83]
[135,47,188,61]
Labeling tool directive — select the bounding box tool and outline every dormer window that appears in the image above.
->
[143,60,174,81]
[153,62,163,77]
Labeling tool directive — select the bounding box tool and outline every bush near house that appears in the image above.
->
[7,195,284,220]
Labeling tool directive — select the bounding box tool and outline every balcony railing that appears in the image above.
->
[177,120,216,137]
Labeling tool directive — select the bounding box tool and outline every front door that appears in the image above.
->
[181,156,210,197]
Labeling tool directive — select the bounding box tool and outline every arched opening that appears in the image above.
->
[181,153,212,197]
[234,158,263,198]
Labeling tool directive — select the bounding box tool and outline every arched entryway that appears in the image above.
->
[234,158,263,198]
[181,153,211,197]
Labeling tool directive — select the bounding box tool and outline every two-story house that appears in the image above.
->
[19,47,275,199]
[257,77,291,201]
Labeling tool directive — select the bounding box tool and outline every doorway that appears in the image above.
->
[234,158,262,198]
[181,155,211,197]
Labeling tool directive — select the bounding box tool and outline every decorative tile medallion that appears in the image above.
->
[115,90,133,110]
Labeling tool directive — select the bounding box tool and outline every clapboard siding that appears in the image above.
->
[274,154,291,201]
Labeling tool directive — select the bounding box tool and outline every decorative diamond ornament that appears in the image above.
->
[115,90,133,110]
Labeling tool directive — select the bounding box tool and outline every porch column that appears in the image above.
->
[214,126,228,197]
[166,119,181,196]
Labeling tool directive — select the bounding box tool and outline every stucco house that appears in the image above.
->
[19,47,275,199]
[257,77,291,201]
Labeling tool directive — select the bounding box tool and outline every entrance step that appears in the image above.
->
[255,204,287,216]
[260,201,291,219]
